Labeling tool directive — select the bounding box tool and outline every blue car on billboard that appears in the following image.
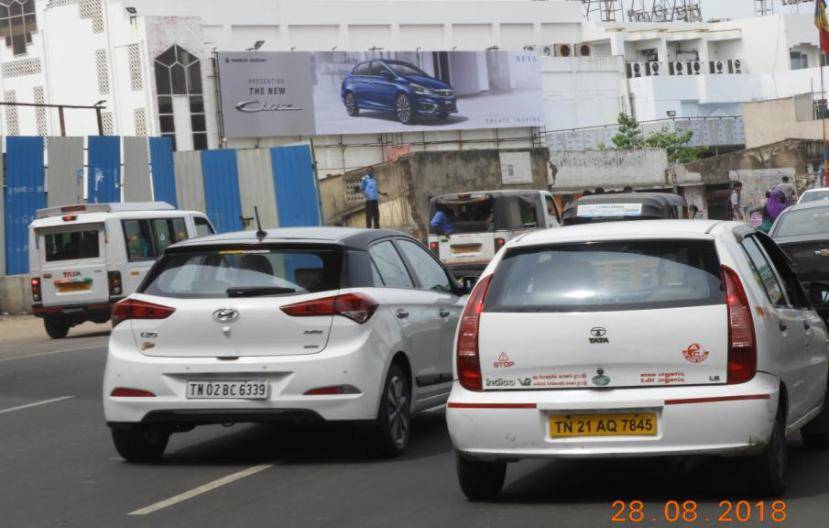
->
[341,60,458,125]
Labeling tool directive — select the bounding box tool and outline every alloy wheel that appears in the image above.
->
[387,374,409,446]
[346,93,357,115]
[396,95,412,124]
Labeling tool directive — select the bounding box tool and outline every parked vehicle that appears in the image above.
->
[447,220,829,500]
[427,190,560,280]
[770,201,829,320]
[104,227,468,462]
[29,203,214,339]
[798,187,829,205]
[561,192,688,226]
[341,59,458,125]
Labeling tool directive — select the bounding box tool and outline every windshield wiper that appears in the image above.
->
[226,286,296,298]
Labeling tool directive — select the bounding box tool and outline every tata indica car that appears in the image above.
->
[447,220,829,500]
[104,228,468,462]
[341,60,458,125]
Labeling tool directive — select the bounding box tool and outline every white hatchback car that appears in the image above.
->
[447,220,829,500]
[104,228,467,461]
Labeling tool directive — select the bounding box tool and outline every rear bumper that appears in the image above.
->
[447,373,780,461]
[108,409,327,429]
[446,263,487,280]
[32,301,116,320]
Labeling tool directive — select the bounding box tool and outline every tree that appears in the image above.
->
[610,112,702,164]
[610,113,644,150]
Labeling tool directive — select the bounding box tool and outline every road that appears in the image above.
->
[2,319,829,527]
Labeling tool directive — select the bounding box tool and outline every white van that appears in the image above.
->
[28,202,215,338]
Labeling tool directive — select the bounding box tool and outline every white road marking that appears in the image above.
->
[128,464,273,516]
[0,345,104,363]
[0,396,75,415]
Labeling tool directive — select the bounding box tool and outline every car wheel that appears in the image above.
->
[372,363,411,457]
[436,112,449,121]
[395,94,414,124]
[345,92,359,116]
[44,318,70,339]
[456,452,506,502]
[749,401,787,497]
[111,426,170,463]
[801,389,829,449]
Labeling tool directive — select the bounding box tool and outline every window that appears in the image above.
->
[0,0,37,56]
[396,240,452,292]
[371,261,384,287]
[370,241,413,289]
[742,237,785,306]
[44,229,100,262]
[151,219,177,254]
[386,61,428,77]
[545,195,559,221]
[370,61,389,77]
[485,240,723,313]
[772,206,829,238]
[353,62,371,76]
[154,45,205,151]
[194,217,214,238]
[518,197,539,228]
[124,218,191,262]
[755,234,810,309]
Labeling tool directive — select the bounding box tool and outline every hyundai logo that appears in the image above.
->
[213,308,240,323]
[590,327,607,338]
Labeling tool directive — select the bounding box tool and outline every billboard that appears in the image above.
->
[218,51,543,138]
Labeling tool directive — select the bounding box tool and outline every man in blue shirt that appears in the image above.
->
[360,168,385,229]
[430,206,455,236]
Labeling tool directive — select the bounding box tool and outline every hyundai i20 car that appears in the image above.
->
[447,220,829,500]
[104,228,468,462]
[341,60,458,124]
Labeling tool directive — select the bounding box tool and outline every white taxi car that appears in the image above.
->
[104,228,466,462]
[447,221,829,500]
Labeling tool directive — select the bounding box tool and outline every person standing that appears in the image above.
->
[360,168,386,229]
[760,189,787,233]
[728,181,746,222]
[775,176,797,206]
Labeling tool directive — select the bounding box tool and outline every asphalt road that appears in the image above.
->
[2,323,829,527]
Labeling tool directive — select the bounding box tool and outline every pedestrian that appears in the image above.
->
[775,176,797,206]
[359,168,386,229]
[760,189,787,233]
[727,181,746,222]
[430,205,456,237]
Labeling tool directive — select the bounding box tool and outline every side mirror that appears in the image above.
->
[809,282,829,307]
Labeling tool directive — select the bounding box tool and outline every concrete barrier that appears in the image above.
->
[0,275,32,315]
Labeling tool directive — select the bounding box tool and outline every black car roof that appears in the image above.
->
[170,227,414,251]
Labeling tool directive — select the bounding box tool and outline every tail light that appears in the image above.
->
[111,298,175,327]
[62,215,77,222]
[304,385,361,395]
[429,241,439,254]
[108,271,123,296]
[721,266,756,384]
[281,293,378,324]
[456,274,493,391]
[110,387,156,397]
[495,238,506,250]
[31,277,42,303]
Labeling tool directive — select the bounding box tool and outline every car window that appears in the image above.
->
[353,62,371,76]
[172,218,188,242]
[801,191,829,204]
[123,220,155,262]
[544,195,559,222]
[194,217,214,237]
[370,61,388,77]
[754,233,810,309]
[371,261,385,287]
[387,62,428,77]
[772,206,829,238]
[151,219,176,254]
[396,239,452,293]
[370,241,414,289]
[43,229,100,262]
[741,236,786,307]
[518,197,539,228]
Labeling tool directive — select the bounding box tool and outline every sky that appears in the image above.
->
[701,0,809,21]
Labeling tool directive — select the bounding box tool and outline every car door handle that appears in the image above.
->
[396,309,410,320]
[439,309,451,319]
[779,322,788,333]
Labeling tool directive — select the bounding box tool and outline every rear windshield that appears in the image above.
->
[485,240,723,312]
[43,229,100,262]
[773,208,829,238]
[800,191,829,204]
[431,195,538,234]
[140,246,343,299]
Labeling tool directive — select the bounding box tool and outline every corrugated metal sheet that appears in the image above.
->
[202,149,243,233]
[0,144,5,276]
[46,136,84,207]
[149,137,177,207]
[271,145,320,227]
[236,149,278,230]
[173,151,205,213]
[123,137,152,202]
[4,137,45,275]
[87,136,121,203]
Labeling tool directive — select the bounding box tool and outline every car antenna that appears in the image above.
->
[254,206,267,242]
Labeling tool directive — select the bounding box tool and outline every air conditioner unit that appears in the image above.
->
[690,61,702,75]
[576,43,592,57]
[554,43,573,57]
[731,59,743,74]
[541,45,555,57]
[629,62,645,78]
[713,60,725,74]
[523,45,537,53]
[671,61,685,75]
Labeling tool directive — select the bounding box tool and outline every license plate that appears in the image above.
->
[549,412,658,438]
[186,381,269,400]
[451,244,481,255]
[56,282,92,292]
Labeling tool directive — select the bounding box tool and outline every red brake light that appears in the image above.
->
[108,271,123,296]
[60,205,86,213]
[31,277,42,302]
[304,385,361,395]
[495,238,506,249]
[281,293,378,324]
[111,298,176,327]
[721,265,756,384]
[110,387,156,397]
[456,274,493,392]
[62,215,77,222]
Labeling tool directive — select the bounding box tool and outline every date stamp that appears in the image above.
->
[611,500,788,524]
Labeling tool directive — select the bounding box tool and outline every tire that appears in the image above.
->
[395,93,415,125]
[111,426,170,463]
[44,318,69,339]
[436,112,449,121]
[372,363,411,457]
[748,401,788,497]
[344,92,359,116]
[456,452,507,502]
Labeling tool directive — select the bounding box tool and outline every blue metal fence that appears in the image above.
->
[4,137,45,275]
[149,137,177,206]
[201,149,243,233]
[271,145,320,227]
[87,136,121,203]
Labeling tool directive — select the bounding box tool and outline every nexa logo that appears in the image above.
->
[589,327,609,344]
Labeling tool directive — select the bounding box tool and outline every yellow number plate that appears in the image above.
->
[56,282,92,292]
[549,412,658,438]
[451,244,481,255]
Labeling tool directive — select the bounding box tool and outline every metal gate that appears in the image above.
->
[271,144,320,227]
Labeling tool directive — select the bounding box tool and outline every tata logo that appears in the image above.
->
[212,308,240,323]
[589,327,609,344]
[63,271,81,278]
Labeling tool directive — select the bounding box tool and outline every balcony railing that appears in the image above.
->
[626,59,744,79]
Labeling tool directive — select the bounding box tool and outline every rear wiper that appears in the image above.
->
[226,286,296,298]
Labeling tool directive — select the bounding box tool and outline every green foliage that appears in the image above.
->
[610,113,702,164]
[610,113,644,150]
